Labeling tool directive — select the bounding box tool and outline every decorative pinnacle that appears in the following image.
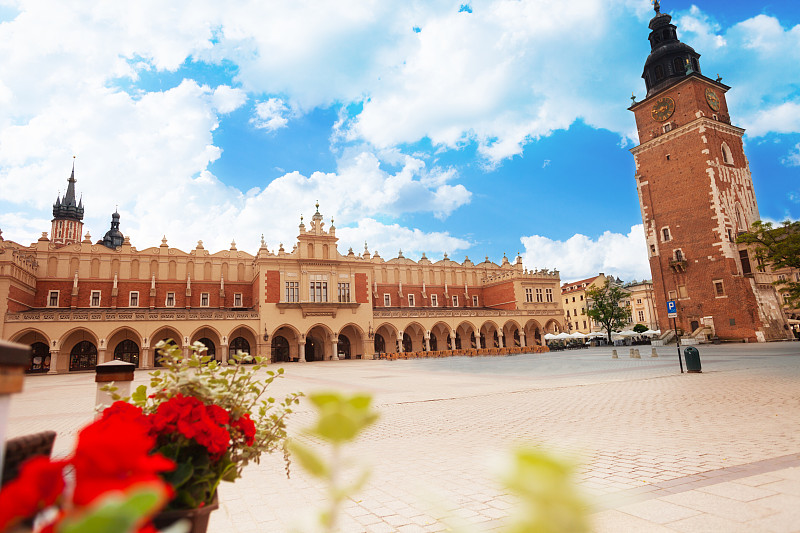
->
[716,73,723,83]
[631,92,637,105]
[315,200,320,213]
[652,0,660,15]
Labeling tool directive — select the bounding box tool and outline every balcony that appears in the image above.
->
[669,259,687,273]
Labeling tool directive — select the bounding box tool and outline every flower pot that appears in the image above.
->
[152,494,219,533]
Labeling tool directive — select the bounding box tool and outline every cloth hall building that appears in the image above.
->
[0,173,564,373]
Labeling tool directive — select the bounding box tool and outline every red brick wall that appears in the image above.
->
[8,285,35,311]
[372,284,485,308]
[34,281,73,307]
[355,273,368,304]
[264,271,280,303]
[482,282,516,310]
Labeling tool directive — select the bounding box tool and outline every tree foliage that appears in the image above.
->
[737,220,800,308]
[586,281,631,344]
[632,323,648,334]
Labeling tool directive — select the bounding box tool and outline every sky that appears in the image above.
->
[0,0,798,284]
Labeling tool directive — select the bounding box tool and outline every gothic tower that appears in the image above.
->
[51,161,85,246]
[629,4,791,342]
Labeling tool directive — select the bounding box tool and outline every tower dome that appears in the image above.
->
[642,4,701,97]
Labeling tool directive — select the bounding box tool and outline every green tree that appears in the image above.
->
[737,220,800,308]
[633,323,648,334]
[586,281,631,344]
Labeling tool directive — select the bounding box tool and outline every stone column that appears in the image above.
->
[299,335,307,362]
[220,343,229,365]
[362,337,374,360]
[331,336,339,361]
[48,348,60,375]
[140,347,151,369]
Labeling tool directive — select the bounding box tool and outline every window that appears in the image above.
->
[165,292,175,307]
[572,296,575,303]
[662,122,672,133]
[739,250,752,275]
[200,292,210,307]
[546,288,553,302]
[721,142,733,165]
[638,311,645,322]
[666,154,671,161]
[581,308,585,315]
[662,227,671,242]
[309,281,327,302]
[431,294,438,307]
[285,282,299,302]
[129,291,139,307]
[452,295,459,307]
[580,295,584,301]
[90,290,101,307]
[583,321,587,330]
[565,298,569,304]
[234,293,243,307]
[655,65,664,80]
[650,244,656,255]
[729,318,736,326]
[338,282,351,303]
[383,294,391,307]
[48,290,59,307]
[778,274,786,282]
[727,229,734,242]
[678,285,688,299]
[668,290,677,300]
[525,288,534,302]
[472,295,479,307]
[408,294,415,307]
[566,310,571,318]
[536,288,543,302]
[674,249,683,261]
[714,281,725,297]
[636,298,642,304]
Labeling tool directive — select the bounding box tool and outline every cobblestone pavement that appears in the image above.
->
[7,342,800,532]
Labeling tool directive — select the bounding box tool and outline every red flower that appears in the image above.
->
[72,411,174,506]
[0,456,67,531]
[232,414,256,446]
[151,395,232,459]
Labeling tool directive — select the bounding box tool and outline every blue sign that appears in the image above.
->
[667,300,677,318]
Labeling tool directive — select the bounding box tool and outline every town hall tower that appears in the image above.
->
[629,3,791,341]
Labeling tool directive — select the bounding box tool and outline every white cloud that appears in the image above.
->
[746,103,800,138]
[251,98,292,131]
[783,143,800,167]
[520,225,651,282]
[337,219,471,259]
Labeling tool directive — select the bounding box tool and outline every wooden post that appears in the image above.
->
[0,339,31,476]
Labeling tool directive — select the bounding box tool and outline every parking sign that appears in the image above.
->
[667,300,677,318]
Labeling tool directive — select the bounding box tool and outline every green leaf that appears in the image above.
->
[287,440,328,478]
[163,461,193,489]
[131,384,148,404]
[58,485,168,533]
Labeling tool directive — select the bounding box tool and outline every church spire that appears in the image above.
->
[53,158,85,222]
[641,2,702,97]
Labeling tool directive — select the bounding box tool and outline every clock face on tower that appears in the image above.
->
[705,88,720,111]
[651,96,675,122]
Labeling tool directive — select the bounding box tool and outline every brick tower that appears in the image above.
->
[51,159,85,246]
[629,3,791,342]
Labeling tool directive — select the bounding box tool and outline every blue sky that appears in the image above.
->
[0,0,798,283]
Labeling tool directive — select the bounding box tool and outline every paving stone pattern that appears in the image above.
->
[7,343,800,532]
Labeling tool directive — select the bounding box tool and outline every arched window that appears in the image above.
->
[230,336,250,355]
[114,339,140,367]
[673,57,685,74]
[271,336,289,363]
[735,204,745,231]
[655,65,664,81]
[69,340,97,371]
[307,243,314,258]
[28,342,51,373]
[721,142,734,164]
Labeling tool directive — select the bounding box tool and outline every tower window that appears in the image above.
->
[655,65,664,80]
[662,227,671,242]
[673,57,685,73]
[650,244,657,255]
[666,154,671,160]
[721,143,734,165]
[662,123,672,133]
[714,281,725,297]
[674,249,683,261]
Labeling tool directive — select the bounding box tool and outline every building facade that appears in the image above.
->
[0,176,565,374]
[628,5,791,342]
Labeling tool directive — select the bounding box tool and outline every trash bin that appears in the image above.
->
[683,346,702,373]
